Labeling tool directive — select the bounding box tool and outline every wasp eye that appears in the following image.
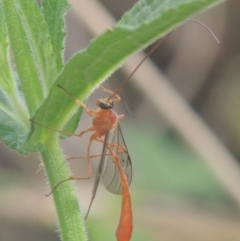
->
[97,99,114,109]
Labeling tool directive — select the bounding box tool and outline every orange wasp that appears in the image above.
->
[30,38,164,241]
[55,84,134,241]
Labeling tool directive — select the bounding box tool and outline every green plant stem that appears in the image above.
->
[41,137,87,241]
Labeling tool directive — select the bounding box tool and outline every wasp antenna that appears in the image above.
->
[57,84,79,102]
[107,37,166,101]
[188,19,220,43]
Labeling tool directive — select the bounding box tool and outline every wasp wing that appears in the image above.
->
[102,124,132,195]
[85,131,110,219]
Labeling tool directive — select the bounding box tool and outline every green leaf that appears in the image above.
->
[27,0,225,152]
[0,2,14,92]
[42,0,70,72]
[42,0,80,138]
[0,0,29,153]
[1,0,67,153]
[2,0,58,115]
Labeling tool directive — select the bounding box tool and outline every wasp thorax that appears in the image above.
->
[96,99,114,110]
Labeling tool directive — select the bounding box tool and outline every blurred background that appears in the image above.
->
[1,0,240,240]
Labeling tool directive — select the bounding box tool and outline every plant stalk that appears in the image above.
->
[40,137,87,241]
